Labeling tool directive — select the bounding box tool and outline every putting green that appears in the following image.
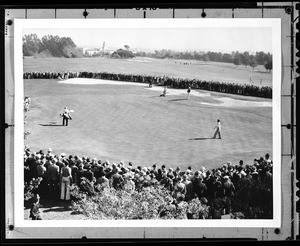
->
[24,78,272,170]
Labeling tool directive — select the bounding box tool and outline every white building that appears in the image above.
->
[83,48,101,56]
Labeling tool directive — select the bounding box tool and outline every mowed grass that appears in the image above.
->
[23,57,272,87]
[24,79,272,170]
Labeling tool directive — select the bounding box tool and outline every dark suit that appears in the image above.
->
[62,113,70,126]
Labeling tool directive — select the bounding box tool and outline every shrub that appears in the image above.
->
[24,177,42,208]
[70,178,212,220]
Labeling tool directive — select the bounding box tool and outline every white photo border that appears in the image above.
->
[14,18,281,228]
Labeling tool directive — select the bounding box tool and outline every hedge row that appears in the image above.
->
[23,71,272,98]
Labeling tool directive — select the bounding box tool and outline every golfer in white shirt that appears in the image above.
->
[213,119,222,139]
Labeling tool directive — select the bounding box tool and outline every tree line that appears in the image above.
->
[23,34,272,71]
[23,34,83,58]
[134,50,272,71]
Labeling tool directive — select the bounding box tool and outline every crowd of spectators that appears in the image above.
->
[23,71,272,98]
[24,145,273,219]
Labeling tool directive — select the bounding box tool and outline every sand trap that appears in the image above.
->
[58,78,147,86]
[59,78,271,108]
[199,97,272,108]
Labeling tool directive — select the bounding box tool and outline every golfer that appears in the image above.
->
[160,85,167,97]
[213,119,222,139]
[61,107,72,126]
[187,86,191,100]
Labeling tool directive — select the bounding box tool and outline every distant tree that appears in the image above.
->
[121,48,271,68]
[23,34,42,56]
[241,51,250,67]
[255,51,272,65]
[23,34,80,58]
[114,49,135,59]
[40,35,61,57]
[264,60,272,72]
[248,55,258,70]
[233,52,242,67]
[34,49,51,58]
[111,52,121,59]
[233,58,242,67]
[193,51,202,60]
[201,53,209,63]
[222,53,233,63]
[135,51,147,57]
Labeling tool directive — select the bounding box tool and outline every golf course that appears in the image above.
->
[24,57,272,86]
[23,57,272,170]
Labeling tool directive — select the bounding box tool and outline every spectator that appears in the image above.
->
[192,171,207,200]
[60,163,72,201]
[95,172,110,188]
[69,161,78,184]
[112,169,124,190]
[36,158,47,197]
[47,158,60,199]
[85,165,95,182]
[24,146,273,219]
[222,176,235,214]
[29,194,42,220]
[76,163,86,186]
[265,153,272,165]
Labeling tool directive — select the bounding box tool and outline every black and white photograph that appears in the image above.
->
[13,18,281,227]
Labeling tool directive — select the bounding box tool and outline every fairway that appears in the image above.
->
[24,78,272,170]
[23,57,272,87]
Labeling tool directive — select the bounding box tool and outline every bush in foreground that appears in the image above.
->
[70,178,210,220]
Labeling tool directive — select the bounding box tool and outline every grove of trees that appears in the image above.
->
[135,49,273,72]
[23,34,83,58]
[111,48,135,59]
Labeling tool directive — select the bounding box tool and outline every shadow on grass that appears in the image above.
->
[39,123,63,127]
[189,137,213,140]
[40,198,73,213]
[149,95,162,98]
[43,206,72,213]
[168,98,188,102]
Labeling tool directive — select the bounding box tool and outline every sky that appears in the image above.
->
[23,27,272,54]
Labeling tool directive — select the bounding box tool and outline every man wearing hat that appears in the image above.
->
[56,156,65,172]
[192,171,207,200]
[46,148,53,159]
[26,153,36,180]
[47,158,60,199]
[76,163,86,186]
[30,154,41,179]
[85,165,95,182]
[37,158,48,197]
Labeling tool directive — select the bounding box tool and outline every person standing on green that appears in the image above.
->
[187,86,191,100]
[213,119,222,139]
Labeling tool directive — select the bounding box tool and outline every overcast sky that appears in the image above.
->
[23,27,272,54]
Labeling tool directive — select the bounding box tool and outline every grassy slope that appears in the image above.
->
[24,79,272,170]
